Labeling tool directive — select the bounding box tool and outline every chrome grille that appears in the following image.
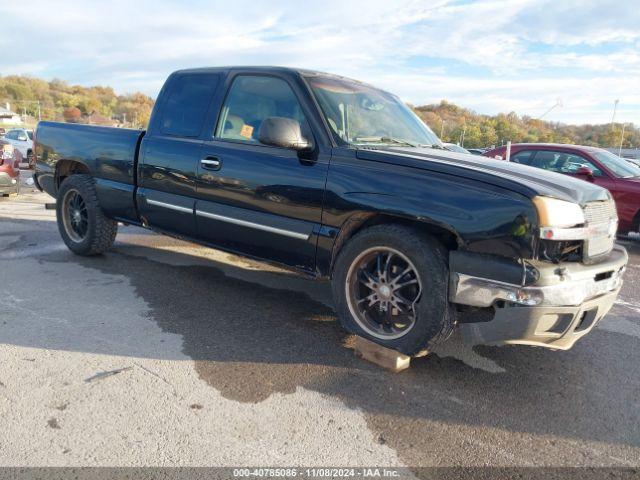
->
[583,200,617,260]
[584,200,616,225]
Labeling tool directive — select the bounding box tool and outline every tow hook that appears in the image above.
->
[556,267,570,281]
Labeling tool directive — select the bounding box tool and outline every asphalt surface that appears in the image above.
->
[0,182,639,471]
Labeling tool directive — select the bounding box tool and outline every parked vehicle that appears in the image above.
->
[34,67,627,355]
[607,148,640,161]
[0,139,20,195]
[483,143,640,235]
[3,128,34,162]
[466,148,486,155]
[623,157,640,168]
[443,143,471,154]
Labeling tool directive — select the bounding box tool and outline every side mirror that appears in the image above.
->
[258,117,313,151]
[576,166,594,181]
[18,135,28,142]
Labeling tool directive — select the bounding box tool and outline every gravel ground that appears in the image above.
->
[0,188,638,474]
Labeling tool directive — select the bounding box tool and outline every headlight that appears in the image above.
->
[533,196,585,228]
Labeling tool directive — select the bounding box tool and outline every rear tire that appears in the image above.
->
[56,174,117,256]
[332,224,454,356]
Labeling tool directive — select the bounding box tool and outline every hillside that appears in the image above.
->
[414,100,639,149]
[0,75,153,128]
[1,74,638,149]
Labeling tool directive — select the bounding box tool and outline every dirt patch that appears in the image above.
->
[47,418,61,429]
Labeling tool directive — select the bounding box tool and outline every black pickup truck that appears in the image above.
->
[34,67,627,356]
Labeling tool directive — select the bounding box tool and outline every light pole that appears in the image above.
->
[619,123,627,156]
[611,99,619,130]
[538,98,563,120]
[460,124,466,147]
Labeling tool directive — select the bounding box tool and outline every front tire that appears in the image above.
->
[56,174,117,256]
[332,225,454,356]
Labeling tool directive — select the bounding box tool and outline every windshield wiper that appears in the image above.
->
[354,136,419,147]
[427,143,447,150]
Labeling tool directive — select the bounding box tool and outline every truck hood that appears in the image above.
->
[356,147,610,205]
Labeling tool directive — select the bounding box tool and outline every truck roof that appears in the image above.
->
[171,66,376,88]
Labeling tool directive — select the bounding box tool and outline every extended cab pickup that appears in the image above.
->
[34,67,627,355]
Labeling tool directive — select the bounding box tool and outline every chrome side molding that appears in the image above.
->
[146,198,193,214]
[196,210,309,240]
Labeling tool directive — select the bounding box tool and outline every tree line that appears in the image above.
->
[1,74,638,149]
[0,75,153,128]
[414,100,639,149]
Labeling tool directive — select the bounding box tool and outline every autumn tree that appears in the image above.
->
[62,106,82,123]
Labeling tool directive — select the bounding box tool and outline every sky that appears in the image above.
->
[1,0,639,125]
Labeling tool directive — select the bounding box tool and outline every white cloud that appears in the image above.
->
[374,72,640,124]
[1,0,638,125]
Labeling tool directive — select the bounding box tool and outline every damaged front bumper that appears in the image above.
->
[450,246,628,350]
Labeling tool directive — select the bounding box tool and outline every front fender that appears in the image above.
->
[316,154,538,276]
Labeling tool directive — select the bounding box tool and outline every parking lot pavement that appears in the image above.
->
[0,192,639,470]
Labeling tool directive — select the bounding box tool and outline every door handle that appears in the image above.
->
[201,156,221,170]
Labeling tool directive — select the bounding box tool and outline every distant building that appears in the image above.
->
[0,103,22,125]
[606,148,640,160]
[84,111,118,127]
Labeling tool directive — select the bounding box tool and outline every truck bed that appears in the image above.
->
[35,121,145,222]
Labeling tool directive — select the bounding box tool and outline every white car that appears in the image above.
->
[3,128,34,161]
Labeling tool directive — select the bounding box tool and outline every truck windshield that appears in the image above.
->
[306,75,441,148]
[593,150,640,178]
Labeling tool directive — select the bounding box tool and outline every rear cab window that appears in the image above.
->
[159,73,220,137]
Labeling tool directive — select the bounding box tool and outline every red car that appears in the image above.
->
[0,139,20,195]
[484,143,640,235]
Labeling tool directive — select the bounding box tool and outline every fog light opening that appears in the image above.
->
[506,288,543,306]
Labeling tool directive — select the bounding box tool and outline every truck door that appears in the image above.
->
[137,72,221,237]
[194,72,331,273]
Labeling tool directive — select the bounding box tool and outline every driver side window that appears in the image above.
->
[560,153,603,177]
[530,150,602,177]
[216,75,307,144]
[511,150,534,165]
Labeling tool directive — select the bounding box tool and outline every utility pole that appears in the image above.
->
[619,123,627,156]
[9,99,43,122]
[440,119,446,139]
[460,124,466,147]
[611,99,619,130]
